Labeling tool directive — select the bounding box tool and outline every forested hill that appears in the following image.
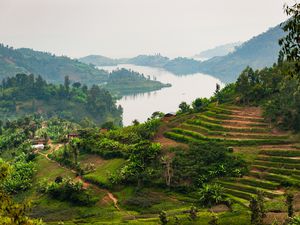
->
[0,73,122,125]
[105,68,171,96]
[197,25,284,82]
[0,44,108,85]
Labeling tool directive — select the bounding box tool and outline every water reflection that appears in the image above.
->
[99,64,224,126]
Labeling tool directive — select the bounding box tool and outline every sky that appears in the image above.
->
[0,0,293,59]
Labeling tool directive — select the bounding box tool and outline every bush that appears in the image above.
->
[198,184,227,207]
[38,178,98,206]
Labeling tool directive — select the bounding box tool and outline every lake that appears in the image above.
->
[99,64,224,126]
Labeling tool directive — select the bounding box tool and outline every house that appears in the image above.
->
[31,144,45,150]
[164,112,176,118]
[162,112,176,122]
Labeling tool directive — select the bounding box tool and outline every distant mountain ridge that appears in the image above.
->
[197,25,284,82]
[193,42,242,60]
[80,24,285,83]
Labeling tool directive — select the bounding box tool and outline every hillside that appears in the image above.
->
[0,44,171,97]
[0,44,109,85]
[198,25,284,82]
[79,54,202,75]
[193,42,242,60]
[161,104,300,223]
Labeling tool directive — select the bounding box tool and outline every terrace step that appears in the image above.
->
[249,170,300,186]
[259,149,300,157]
[180,123,288,140]
[237,177,280,190]
[223,188,255,201]
[254,160,300,170]
[186,120,271,133]
[257,156,300,164]
[252,164,300,177]
[196,115,268,127]
[171,128,289,145]
[225,194,249,207]
[217,181,280,198]
[203,111,265,122]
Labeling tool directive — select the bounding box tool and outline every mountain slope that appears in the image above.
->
[193,42,242,60]
[198,25,284,82]
[0,44,108,85]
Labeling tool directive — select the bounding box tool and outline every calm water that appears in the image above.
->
[99,64,223,126]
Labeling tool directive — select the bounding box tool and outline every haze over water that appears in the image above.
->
[100,64,223,126]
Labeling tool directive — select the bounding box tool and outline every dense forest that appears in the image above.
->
[0,73,123,125]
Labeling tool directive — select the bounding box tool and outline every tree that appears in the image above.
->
[0,120,2,135]
[214,83,221,104]
[249,194,265,225]
[69,138,80,165]
[161,155,173,187]
[0,159,42,224]
[189,205,198,221]
[121,141,161,187]
[72,82,81,89]
[209,214,220,225]
[64,76,70,96]
[279,3,300,65]
[178,102,190,113]
[286,193,294,218]
[159,210,168,225]
[192,98,203,112]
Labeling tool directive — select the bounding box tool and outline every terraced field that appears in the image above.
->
[164,105,300,207]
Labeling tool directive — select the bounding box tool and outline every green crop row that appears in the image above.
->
[223,188,254,201]
[186,119,269,133]
[181,123,286,140]
[257,156,300,164]
[217,181,278,198]
[171,128,288,146]
[207,106,233,115]
[203,111,232,120]
[238,178,279,190]
[259,150,300,157]
[254,160,300,170]
[252,165,300,176]
[249,171,300,187]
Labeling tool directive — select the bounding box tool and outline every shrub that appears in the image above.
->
[39,178,97,206]
[198,184,226,207]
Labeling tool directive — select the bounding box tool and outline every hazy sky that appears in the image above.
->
[0,0,293,58]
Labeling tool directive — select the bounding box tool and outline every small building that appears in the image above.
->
[32,138,48,145]
[32,144,45,150]
[162,112,176,122]
[164,112,176,118]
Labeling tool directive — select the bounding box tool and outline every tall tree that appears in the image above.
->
[279,3,300,64]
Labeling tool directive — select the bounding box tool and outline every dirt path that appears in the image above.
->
[37,141,123,211]
[107,192,120,210]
